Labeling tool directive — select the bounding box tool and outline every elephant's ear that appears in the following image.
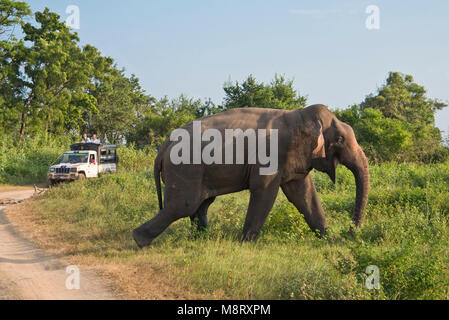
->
[303,119,326,159]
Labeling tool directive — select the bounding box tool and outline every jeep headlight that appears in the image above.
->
[70,167,77,172]
[49,168,55,172]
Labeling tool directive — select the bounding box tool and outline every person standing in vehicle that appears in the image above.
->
[91,133,100,144]
[81,133,90,143]
[101,133,109,144]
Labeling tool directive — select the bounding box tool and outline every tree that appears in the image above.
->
[127,75,308,148]
[0,0,29,132]
[222,74,307,110]
[336,105,413,163]
[361,72,446,126]
[0,0,30,39]
[1,8,113,140]
[337,72,448,163]
[1,4,157,145]
[127,95,211,148]
[87,71,152,143]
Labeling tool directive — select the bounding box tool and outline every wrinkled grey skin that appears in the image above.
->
[133,104,370,247]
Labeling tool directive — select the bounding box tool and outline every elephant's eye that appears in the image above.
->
[337,136,345,144]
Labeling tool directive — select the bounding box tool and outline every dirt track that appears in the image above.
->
[0,188,117,300]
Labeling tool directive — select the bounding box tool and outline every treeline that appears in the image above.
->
[336,72,448,163]
[1,1,447,164]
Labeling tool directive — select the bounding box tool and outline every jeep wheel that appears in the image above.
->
[78,172,86,180]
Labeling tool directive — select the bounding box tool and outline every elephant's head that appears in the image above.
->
[300,104,370,227]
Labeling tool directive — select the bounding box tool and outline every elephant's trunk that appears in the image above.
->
[344,147,370,227]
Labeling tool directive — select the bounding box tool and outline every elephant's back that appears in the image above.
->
[187,107,289,132]
[157,107,290,167]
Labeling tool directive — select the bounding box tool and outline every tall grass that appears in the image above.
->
[0,134,71,185]
[8,144,449,299]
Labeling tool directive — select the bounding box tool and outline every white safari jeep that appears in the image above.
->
[48,143,118,185]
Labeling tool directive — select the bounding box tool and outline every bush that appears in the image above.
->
[0,134,70,185]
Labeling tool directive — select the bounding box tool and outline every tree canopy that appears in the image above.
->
[1,5,116,140]
[336,72,447,163]
[0,0,29,37]
[222,74,307,110]
[0,1,447,164]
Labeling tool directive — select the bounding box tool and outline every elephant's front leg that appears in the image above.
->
[242,181,280,241]
[281,175,328,237]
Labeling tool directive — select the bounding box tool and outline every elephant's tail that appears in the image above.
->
[154,154,163,210]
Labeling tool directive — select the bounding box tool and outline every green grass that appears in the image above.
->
[0,135,70,185]
[11,146,449,299]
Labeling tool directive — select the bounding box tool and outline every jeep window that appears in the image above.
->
[100,148,117,163]
[59,153,88,164]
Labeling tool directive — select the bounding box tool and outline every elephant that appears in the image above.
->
[133,104,370,248]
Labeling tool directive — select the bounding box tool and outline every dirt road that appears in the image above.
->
[0,188,118,300]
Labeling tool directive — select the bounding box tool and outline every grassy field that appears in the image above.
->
[4,145,449,299]
[0,135,69,186]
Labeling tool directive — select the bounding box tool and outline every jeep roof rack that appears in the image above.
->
[70,143,117,152]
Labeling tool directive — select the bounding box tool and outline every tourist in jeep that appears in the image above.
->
[91,133,100,144]
[81,133,90,143]
[101,133,109,144]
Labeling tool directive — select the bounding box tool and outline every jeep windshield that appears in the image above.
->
[59,153,88,164]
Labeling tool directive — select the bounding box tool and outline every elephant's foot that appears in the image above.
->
[313,226,327,239]
[241,230,259,242]
[132,228,154,248]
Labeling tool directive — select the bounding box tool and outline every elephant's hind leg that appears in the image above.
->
[190,196,216,230]
[133,201,201,248]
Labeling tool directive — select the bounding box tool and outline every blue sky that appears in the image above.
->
[29,0,449,133]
